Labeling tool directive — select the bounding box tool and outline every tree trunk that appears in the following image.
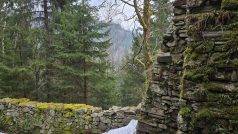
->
[143,0,153,89]
[82,0,87,104]
[43,0,51,102]
[1,21,6,56]
[143,28,153,89]
[83,59,88,104]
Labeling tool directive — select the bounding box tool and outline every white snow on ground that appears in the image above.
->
[103,119,138,134]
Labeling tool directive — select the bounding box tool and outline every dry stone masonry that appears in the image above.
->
[138,0,238,133]
[1,1,238,134]
[0,98,139,134]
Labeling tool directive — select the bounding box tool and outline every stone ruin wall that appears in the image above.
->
[1,1,238,134]
[0,98,139,134]
[138,0,238,133]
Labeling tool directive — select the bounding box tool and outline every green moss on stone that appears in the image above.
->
[214,44,230,52]
[0,98,30,104]
[195,108,212,120]
[184,67,215,82]
[227,30,238,44]
[0,98,95,111]
[187,11,232,35]
[208,52,228,66]
[222,0,238,10]
[179,107,191,116]
[194,41,214,53]
[183,47,208,68]
[192,87,209,101]
[0,114,14,132]
[207,93,233,105]
[203,82,226,92]
[85,116,92,123]
[231,58,238,66]
[64,111,74,118]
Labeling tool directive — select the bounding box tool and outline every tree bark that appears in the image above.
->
[1,21,6,56]
[133,0,153,89]
[143,0,153,88]
[43,0,51,102]
[83,59,88,104]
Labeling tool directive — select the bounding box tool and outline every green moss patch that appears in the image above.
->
[195,108,213,120]
[208,52,228,66]
[214,44,230,52]
[179,107,191,116]
[0,98,30,104]
[203,82,229,93]
[194,41,214,53]
[187,11,232,36]
[183,67,215,82]
[222,0,238,10]
[231,58,238,66]
[0,98,96,111]
[183,47,208,68]
[207,93,235,105]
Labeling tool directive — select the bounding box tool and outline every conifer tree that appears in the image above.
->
[0,0,117,108]
[118,35,145,106]
[0,0,36,98]
[52,1,114,104]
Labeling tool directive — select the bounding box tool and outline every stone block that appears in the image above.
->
[0,104,4,110]
[173,0,187,7]
[174,7,186,15]
[174,21,185,26]
[157,53,172,63]
[158,124,168,129]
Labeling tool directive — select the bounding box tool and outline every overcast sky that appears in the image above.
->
[90,0,139,30]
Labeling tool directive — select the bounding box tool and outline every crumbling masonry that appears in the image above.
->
[0,0,238,134]
[138,0,238,133]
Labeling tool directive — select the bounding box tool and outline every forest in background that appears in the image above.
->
[0,0,171,109]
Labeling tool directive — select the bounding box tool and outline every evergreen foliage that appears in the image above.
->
[0,0,172,109]
[0,0,116,108]
[118,35,145,106]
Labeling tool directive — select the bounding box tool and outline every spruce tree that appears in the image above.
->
[52,1,115,104]
[0,0,36,98]
[0,0,117,108]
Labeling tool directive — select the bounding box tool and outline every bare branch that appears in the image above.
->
[133,0,146,28]
[120,0,134,7]
[124,14,136,21]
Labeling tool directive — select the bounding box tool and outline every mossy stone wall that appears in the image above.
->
[0,98,138,134]
[138,0,238,133]
[178,0,238,133]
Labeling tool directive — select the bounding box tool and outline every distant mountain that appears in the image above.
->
[108,23,133,65]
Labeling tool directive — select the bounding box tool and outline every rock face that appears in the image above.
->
[138,0,238,133]
[0,98,138,134]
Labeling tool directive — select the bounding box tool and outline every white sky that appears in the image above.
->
[90,0,139,30]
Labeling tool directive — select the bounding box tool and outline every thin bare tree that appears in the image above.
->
[120,0,153,89]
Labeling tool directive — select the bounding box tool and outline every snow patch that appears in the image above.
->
[103,119,138,134]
